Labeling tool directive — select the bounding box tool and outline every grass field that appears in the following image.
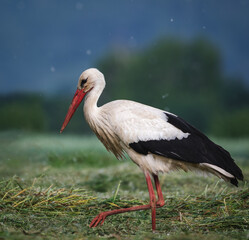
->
[0,131,249,240]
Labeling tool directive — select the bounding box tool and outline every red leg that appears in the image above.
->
[153,174,165,207]
[146,172,156,230]
[89,172,157,230]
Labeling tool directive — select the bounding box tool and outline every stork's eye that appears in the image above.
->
[80,78,87,88]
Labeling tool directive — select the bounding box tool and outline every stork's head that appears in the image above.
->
[77,68,105,93]
[60,68,105,133]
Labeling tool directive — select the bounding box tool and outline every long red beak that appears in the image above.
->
[60,89,86,133]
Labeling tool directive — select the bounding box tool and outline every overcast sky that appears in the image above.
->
[1,0,249,94]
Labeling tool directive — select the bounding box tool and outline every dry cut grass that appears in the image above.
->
[0,132,249,239]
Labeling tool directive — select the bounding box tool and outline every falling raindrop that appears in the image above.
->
[86,49,92,55]
[50,66,55,72]
[162,93,169,99]
[76,2,84,10]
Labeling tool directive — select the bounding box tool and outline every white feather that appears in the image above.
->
[101,100,189,145]
[200,163,234,178]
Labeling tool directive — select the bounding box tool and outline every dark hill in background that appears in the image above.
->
[97,38,249,137]
[1,38,249,137]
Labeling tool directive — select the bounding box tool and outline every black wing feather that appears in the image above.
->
[129,113,243,185]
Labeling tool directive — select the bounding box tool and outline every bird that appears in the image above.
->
[60,68,243,231]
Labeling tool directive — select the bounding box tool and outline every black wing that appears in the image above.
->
[129,113,243,186]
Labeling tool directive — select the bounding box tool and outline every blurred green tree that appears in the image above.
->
[0,94,47,131]
[1,37,248,137]
[97,37,249,136]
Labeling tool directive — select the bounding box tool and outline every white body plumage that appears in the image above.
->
[79,69,242,184]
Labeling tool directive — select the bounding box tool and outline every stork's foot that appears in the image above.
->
[89,212,108,227]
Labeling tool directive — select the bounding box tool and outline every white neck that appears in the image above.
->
[83,82,124,159]
[83,84,104,124]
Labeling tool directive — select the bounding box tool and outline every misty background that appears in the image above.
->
[1,0,249,137]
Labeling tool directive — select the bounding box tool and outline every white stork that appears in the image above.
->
[60,68,243,231]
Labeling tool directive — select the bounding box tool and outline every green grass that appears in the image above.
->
[0,131,249,240]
